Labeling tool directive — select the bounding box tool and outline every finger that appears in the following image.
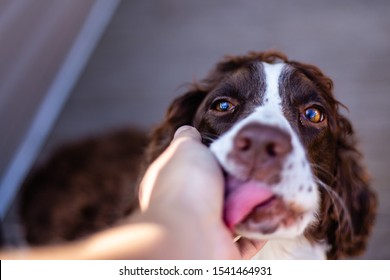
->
[235,237,267,260]
[173,125,201,142]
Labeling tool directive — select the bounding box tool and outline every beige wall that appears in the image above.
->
[0,0,95,180]
[0,0,120,220]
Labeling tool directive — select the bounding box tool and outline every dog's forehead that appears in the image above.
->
[261,62,285,107]
[255,62,289,111]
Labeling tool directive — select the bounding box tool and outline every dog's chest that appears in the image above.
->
[252,236,327,259]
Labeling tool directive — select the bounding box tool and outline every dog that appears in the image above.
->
[17,51,376,259]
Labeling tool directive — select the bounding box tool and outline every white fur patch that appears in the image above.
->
[262,62,284,110]
[252,237,327,260]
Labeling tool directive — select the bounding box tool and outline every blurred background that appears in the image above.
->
[0,0,389,258]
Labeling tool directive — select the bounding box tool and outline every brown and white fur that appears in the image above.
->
[17,51,376,259]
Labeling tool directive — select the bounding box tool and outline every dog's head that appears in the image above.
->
[146,51,377,259]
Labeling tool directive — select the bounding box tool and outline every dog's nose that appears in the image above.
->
[232,123,292,181]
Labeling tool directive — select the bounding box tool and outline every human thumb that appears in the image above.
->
[172,125,202,142]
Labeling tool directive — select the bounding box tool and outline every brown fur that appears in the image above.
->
[20,128,148,244]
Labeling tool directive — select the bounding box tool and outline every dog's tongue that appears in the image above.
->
[224,180,273,229]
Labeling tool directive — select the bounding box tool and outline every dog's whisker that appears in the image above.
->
[311,163,354,234]
[314,177,354,237]
[310,163,337,184]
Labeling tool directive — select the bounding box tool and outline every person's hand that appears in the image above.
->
[139,125,266,259]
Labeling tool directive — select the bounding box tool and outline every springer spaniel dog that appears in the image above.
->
[16,51,376,259]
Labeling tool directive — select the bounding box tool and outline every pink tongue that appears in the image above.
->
[224,181,273,229]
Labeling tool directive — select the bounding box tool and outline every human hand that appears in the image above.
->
[139,125,266,259]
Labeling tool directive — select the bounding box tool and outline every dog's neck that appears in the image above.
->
[252,236,327,260]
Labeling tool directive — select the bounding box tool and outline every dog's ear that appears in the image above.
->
[145,87,207,164]
[290,59,377,259]
[323,116,377,259]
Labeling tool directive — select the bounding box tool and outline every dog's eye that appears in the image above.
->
[212,100,236,112]
[304,107,324,123]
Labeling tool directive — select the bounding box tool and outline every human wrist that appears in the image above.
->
[138,205,220,259]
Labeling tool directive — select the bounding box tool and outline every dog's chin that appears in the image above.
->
[223,173,316,239]
[234,199,315,240]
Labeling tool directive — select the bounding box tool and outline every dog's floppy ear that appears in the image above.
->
[307,112,377,259]
[290,60,377,259]
[145,87,207,164]
[324,116,377,259]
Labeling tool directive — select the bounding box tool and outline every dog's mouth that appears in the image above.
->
[224,174,306,235]
[224,175,274,228]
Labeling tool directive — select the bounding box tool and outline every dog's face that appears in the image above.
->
[193,61,331,239]
[147,51,376,259]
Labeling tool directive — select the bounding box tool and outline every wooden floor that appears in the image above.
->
[41,0,390,259]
